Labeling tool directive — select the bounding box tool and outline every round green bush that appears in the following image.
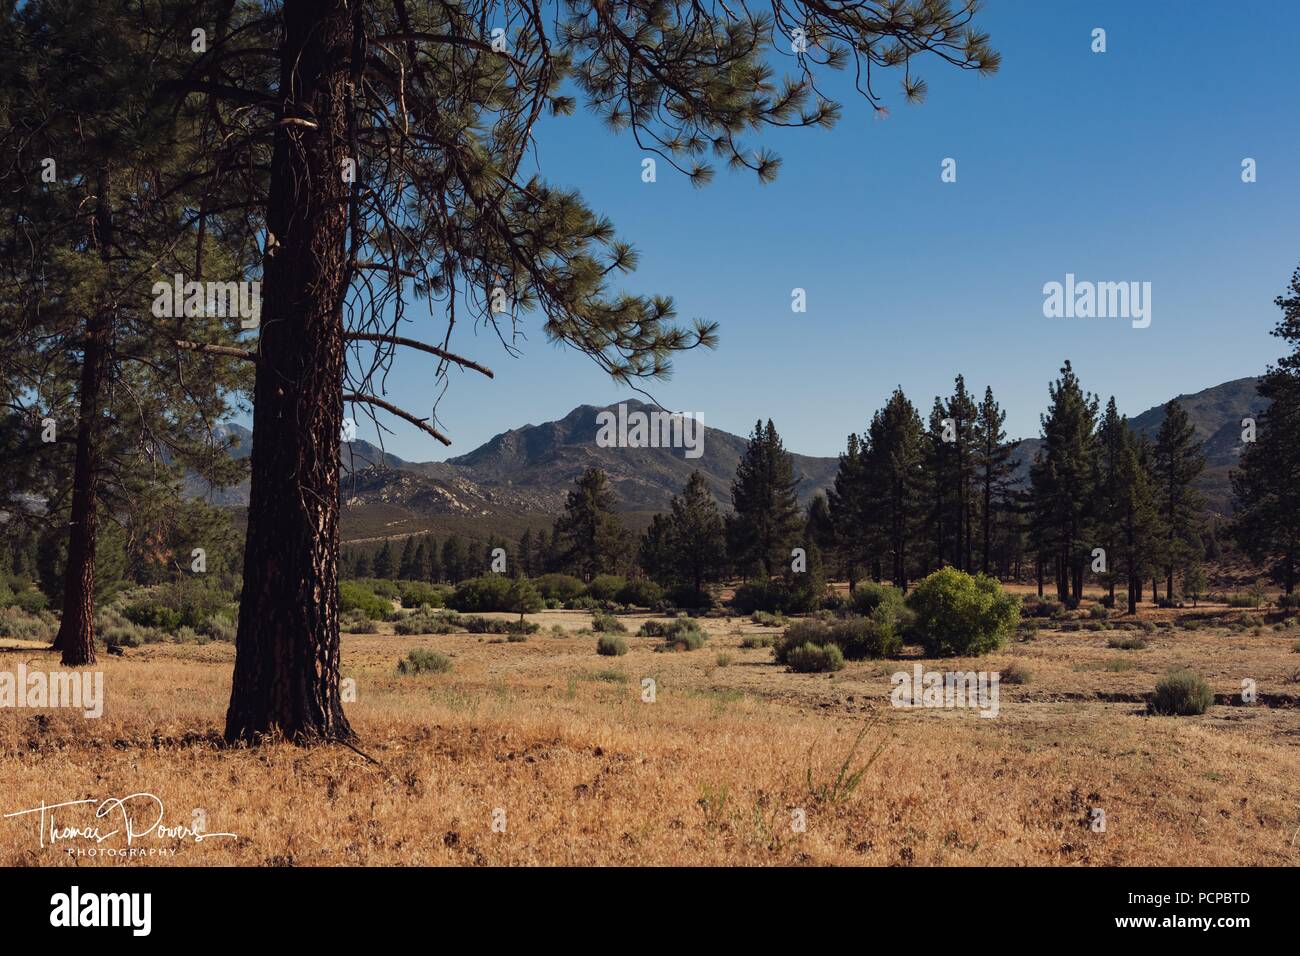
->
[616,578,663,608]
[586,575,626,602]
[397,648,452,674]
[905,568,1019,657]
[786,641,844,673]
[339,580,392,621]
[1151,670,1213,715]
[596,634,629,656]
[446,574,515,612]
[532,573,586,602]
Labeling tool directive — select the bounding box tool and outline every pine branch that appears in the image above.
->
[343,392,451,446]
[345,332,493,378]
[174,340,258,362]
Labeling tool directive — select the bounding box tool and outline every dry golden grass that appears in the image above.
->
[3,602,1299,866]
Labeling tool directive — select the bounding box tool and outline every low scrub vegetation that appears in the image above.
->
[906,568,1019,657]
[1150,670,1213,716]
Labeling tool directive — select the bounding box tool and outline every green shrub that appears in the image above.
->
[905,568,1019,657]
[397,580,446,609]
[394,609,461,635]
[850,582,904,617]
[596,634,628,656]
[462,615,539,635]
[591,612,626,633]
[340,580,391,620]
[751,611,784,627]
[786,641,844,673]
[446,575,515,613]
[615,578,663,608]
[730,578,820,615]
[365,578,400,599]
[533,573,585,602]
[564,596,601,611]
[397,649,452,674]
[740,634,774,649]
[1150,670,1213,716]
[715,653,733,667]
[1088,604,1110,620]
[1277,593,1300,611]
[586,575,626,602]
[772,612,900,664]
[197,615,238,642]
[1227,592,1263,608]
[123,601,183,632]
[11,588,48,614]
[649,618,706,651]
[665,583,715,610]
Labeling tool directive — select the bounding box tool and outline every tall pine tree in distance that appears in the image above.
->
[727,420,803,578]
[1233,262,1300,594]
[1152,400,1205,601]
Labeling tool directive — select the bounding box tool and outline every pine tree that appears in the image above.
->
[165,1,996,744]
[1094,397,1127,605]
[1116,434,1161,614]
[639,514,676,588]
[1232,263,1300,594]
[827,433,870,588]
[728,420,803,578]
[1152,400,1205,600]
[1029,361,1100,602]
[974,386,1017,576]
[441,536,466,584]
[517,530,535,577]
[372,542,395,579]
[864,389,926,590]
[667,471,726,605]
[1,1,254,665]
[553,468,628,581]
[398,536,419,580]
[425,536,441,583]
[946,375,980,570]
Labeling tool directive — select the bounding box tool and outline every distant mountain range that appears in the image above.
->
[198,377,1265,542]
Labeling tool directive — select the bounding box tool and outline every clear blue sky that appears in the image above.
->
[303,0,1300,462]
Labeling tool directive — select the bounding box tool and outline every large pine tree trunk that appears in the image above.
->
[53,313,108,667]
[225,0,356,744]
[53,168,113,668]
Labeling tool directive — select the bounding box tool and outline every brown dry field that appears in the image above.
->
[3,587,1300,867]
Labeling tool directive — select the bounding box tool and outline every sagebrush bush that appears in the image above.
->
[785,641,844,673]
[740,634,774,649]
[397,649,452,674]
[197,616,238,642]
[751,611,784,627]
[596,634,628,656]
[591,612,626,633]
[0,607,54,642]
[1151,670,1213,715]
[462,615,539,635]
[906,568,1019,657]
[647,618,705,651]
[999,662,1031,684]
[1108,635,1147,650]
[771,611,900,664]
[393,609,460,635]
